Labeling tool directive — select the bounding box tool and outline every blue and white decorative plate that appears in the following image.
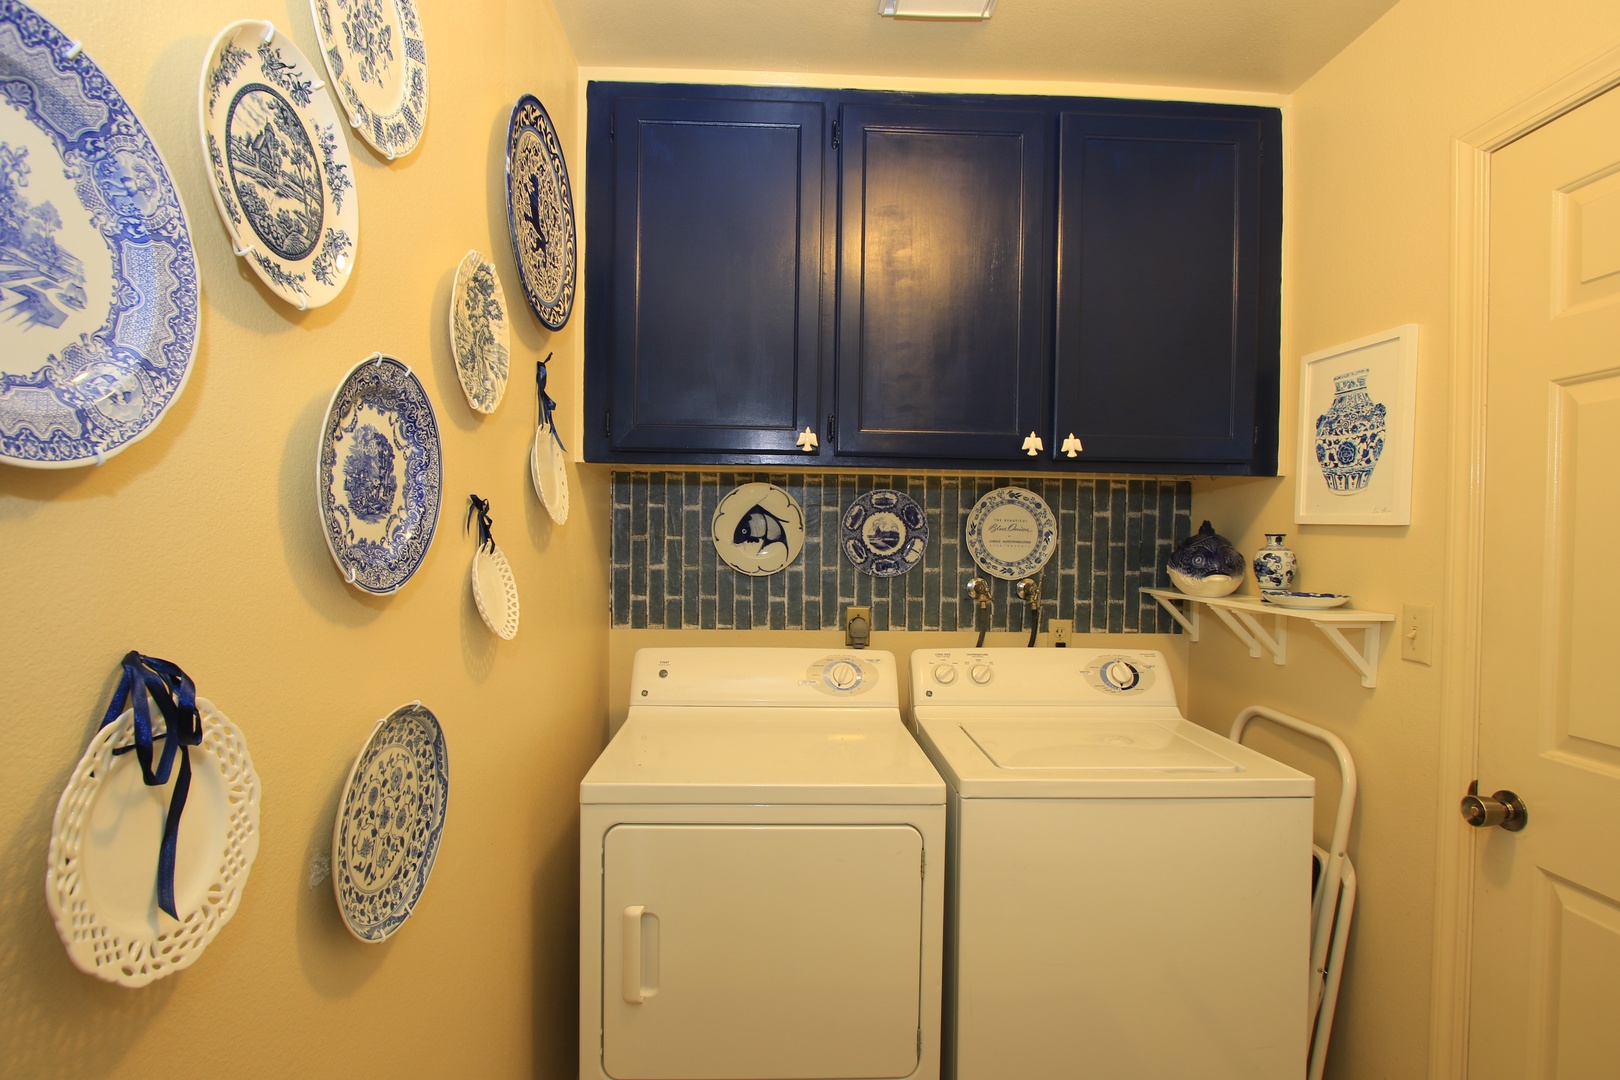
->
[0,2,201,469]
[309,0,427,160]
[449,249,509,414]
[199,21,358,310]
[1260,590,1352,610]
[713,481,804,577]
[965,486,1058,581]
[317,354,441,594]
[504,95,575,331]
[842,489,928,577]
[331,701,449,943]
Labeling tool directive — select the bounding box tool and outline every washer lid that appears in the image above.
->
[581,712,945,805]
[915,713,1313,798]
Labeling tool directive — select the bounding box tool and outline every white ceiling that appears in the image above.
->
[550,0,1402,95]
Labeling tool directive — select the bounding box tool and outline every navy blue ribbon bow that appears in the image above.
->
[100,651,204,920]
[537,356,566,452]
[466,494,496,553]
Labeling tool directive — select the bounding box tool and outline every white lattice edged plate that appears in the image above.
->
[449,249,510,414]
[531,424,569,525]
[331,701,449,943]
[471,544,519,640]
[46,697,261,988]
[309,0,428,160]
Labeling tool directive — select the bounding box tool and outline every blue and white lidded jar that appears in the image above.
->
[1252,534,1298,591]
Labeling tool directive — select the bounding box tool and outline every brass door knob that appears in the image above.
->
[1460,780,1528,832]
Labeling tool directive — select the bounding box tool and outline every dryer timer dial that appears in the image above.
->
[824,660,863,691]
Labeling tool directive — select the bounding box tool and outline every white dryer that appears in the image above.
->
[581,648,946,1080]
[911,648,1314,1080]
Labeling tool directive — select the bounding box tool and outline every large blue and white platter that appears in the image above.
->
[332,701,448,943]
[0,1,201,469]
[317,353,441,595]
[965,486,1057,581]
[504,94,575,331]
[199,20,358,310]
[309,0,428,160]
[842,489,928,578]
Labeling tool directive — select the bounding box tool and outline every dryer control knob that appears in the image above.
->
[933,663,957,685]
[825,660,862,691]
[1102,660,1141,690]
[969,663,993,685]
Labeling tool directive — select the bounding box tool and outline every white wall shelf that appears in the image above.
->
[1141,588,1395,688]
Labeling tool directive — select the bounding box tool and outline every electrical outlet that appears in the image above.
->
[1049,619,1074,647]
[1401,603,1433,665]
[844,606,872,649]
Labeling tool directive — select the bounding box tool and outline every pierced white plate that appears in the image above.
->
[471,544,519,640]
[449,249,510,414]
[332,701,449,943]
[309,0,428,160]
[713,482,805,576]
[965,486,1058,581]
[199,20,359,309]
[46,697,261,987]
[1261,590,1352,610]
[531,424,569,525]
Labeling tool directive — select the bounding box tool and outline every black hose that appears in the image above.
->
[1027,619,1038,648]
[975,602,988,648]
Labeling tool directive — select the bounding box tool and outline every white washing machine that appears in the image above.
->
[581,648,946,1080]
[910,648,1314,1080]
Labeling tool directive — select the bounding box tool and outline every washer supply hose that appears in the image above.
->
[967,577,992,648]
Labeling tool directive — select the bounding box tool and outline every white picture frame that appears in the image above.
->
[1295,324,1419,526]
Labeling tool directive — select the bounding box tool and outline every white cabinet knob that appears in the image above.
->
[1022,431,1044,456]
[1061,433,1084,458]
[796,427,818,451]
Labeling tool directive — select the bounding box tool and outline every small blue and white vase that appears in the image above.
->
[1252,534,1297,591]
[1315,368,1387,493]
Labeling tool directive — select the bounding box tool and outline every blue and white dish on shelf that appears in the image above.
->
[309,0,427,160]
[504,94,575,331]
[713,481,804,577]
[842,489,928,577]
[1167,519,1246,597]
[1261,590,1351,610]
[965,486,1057,581]
[0,1,201,469]
[317,354,441,594]
[332,701,449,943]
[450,249,510,414]
[199,20,358,310]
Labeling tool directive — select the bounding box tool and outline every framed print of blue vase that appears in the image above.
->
[1166,520,1246,597]
[1252,534,1297,590]
[1315,368,1387,493]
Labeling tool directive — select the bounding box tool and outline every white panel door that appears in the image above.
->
[1472,84,1620,1077]
[601,823,924,1080]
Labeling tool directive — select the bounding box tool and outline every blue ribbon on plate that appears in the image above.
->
[537,356,566,452]
[100,651,204,920]
[466,494,496,553]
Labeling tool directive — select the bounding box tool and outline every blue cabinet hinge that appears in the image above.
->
[831,120,839,149]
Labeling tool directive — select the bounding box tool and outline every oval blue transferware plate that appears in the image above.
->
[1260,590,1351,610]
[842,489,928,577]
[504,94,575,331]
[0,1,200,469]
[309,0,428,160]
[965,486,1057,581]
[332,701,449,943]
[317,354,441,594]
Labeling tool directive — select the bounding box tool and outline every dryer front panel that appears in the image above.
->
[601,823,924,1079]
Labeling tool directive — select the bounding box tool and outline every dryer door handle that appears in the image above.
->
[622,905,658,1003]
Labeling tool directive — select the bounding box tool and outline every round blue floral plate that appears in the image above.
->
[965,486,1057,581]
[331,701,449,943]
[504,94,576,330]
[0,1,200,468]
[317,353,442,594]
[309,0,428,160]
[842,489,928,577]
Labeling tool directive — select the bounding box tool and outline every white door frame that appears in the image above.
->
[1430,41,1620,1080]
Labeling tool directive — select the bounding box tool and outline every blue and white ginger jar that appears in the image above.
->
[1316,368,1387,493]
[1252,533,1298,590]
[1167,520,1246,597]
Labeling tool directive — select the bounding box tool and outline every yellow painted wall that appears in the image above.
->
[0,1,606,1077]
[1187,2,1620,1078]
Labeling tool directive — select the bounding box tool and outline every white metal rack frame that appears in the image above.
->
[1141,588,1395,688]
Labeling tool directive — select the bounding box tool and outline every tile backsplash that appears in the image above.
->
[610,472,1191,633]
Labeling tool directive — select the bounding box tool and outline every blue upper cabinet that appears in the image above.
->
[834,103,1052,460]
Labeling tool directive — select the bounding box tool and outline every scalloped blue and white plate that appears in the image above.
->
[332,701,448,943]
[965,486,1057,581]
[309,0,428,160]
[199,20,358,309]
[842,489,928,577]
[504,94,575,331]
[0,1,200,468]
[317,354,441,594]
[713,481,804,577]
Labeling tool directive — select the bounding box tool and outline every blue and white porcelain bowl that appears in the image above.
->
[1167,520,1246,597]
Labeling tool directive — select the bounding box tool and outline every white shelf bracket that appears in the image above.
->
[1229,608,1287,666]
[1147,591,1199,641]
[1312,621,1383,688]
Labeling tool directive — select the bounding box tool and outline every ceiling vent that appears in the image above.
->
[878,0,999,20]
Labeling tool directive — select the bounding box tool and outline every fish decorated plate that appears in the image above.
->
[965,486,1057,581]
[713,481,804,577]
[0,1,200,468]
[504,94,575,330]
[317,354,441,594]
[309,0,428,160]
[199,20,358,309]
[332,701,449,943]
[842,489,928,577]
[449,249,509,414]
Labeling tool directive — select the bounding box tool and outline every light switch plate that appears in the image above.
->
[1401,603,1433,664]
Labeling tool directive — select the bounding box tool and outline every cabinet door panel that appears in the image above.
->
[608,97,823,453]
[1055,113,1262,462]
[837,105,1050,459]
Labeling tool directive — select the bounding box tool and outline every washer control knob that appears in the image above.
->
[1102,660,1141,691]
[825,660,862,691]
[969,663,993,685]
[933,664,957,685]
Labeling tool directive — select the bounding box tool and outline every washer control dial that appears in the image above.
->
[825,660,862,691]
[1083,654,1156,695]
[1101,659,1141,691]
[969,663,993,685]
[933,663,957,685]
